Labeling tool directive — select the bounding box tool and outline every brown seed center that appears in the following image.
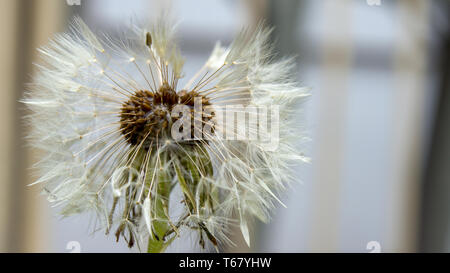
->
[119,84,212,148]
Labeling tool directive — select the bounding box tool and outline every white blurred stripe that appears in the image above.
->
[308,0,353,252]
[385,0,430,252]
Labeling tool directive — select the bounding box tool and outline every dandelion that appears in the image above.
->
[23,16,309,252]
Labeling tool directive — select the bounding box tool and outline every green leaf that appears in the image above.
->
[174,161,196,212]
[147,233,176,253]
[145,151,175,253]
[151,158,171,241]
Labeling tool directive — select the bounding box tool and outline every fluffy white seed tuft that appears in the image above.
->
[23,16,309,252]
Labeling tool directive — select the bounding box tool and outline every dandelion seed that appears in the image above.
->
[22,16,309,252]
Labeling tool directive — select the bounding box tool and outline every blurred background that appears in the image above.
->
[0,0,449,253]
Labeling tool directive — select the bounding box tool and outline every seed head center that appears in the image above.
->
[119,84,211,148]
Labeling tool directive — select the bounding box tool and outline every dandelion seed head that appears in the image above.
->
[22,15,309,252]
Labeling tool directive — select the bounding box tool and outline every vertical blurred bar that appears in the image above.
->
[0,0,19,252]
[7,0,38,253]
[266,0,301,56]
[243,0,268,26]
[420,0,450,253]
[22,0,67,252]
[309,0,352,252]
[386,0,430,252]
[1,0,67,252]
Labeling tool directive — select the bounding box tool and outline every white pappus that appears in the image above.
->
[22,16,309,252]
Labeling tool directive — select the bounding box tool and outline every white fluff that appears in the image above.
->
[23,16,309,251]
